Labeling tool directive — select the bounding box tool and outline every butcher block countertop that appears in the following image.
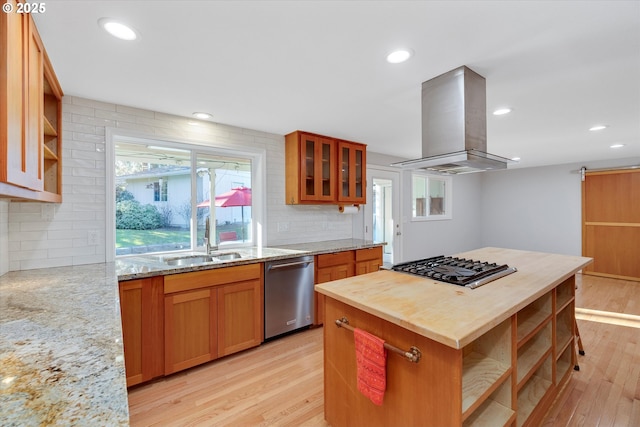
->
[315,247,592,349]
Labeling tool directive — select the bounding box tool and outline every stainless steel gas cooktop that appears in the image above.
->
[391,255,517,289]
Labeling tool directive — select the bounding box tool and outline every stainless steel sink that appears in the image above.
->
[162,251,242,266]
[164,255,215,266]
[210,252,242,261]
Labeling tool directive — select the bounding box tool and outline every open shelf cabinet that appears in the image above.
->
[517,355,553,427]
[462,318,512,422]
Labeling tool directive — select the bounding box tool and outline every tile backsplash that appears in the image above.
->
[4,96,354,272]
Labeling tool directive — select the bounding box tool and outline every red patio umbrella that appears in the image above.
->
[197,186,252,208]
[197,187,252,241]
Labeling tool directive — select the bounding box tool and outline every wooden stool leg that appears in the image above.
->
[575,319,585,356]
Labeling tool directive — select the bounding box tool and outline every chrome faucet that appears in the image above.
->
[204,217,218,254]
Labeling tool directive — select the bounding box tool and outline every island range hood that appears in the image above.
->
[392,66,511,174]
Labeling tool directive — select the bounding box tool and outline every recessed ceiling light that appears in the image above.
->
[98,18,138,41]
[511,157,521,161]
[193,112,213,120]
[610,144,625,149]
[589,125,608,131]
[386,49,413,64]
[493,108,512,116]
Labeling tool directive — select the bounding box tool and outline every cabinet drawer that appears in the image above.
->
[164,263,263,294]
[317,251,354,268]
[355,246,382,262]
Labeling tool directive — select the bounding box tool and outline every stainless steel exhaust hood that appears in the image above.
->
[392,66,511,174]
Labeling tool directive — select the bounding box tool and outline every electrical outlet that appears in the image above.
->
[277,222,290,232]
[87,230,99,246]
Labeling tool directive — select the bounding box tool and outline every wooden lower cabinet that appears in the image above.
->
[314,247,383,326]
[163,263,263,376]
[118,277,164,387]
[217,279,263,357]
[119,263,263,385]
[315,251,355,326]
[164,287,218,375]
[355,246,383,275]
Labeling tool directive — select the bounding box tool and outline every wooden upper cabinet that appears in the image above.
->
[285,131,366,205]
[1,1,62,202]
[338,140,366,204]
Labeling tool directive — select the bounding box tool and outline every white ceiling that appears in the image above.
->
[34,1,640,169]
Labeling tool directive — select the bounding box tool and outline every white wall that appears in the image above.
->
[401,172,484,261]
[5,96,354,271]
[480,157,640,256]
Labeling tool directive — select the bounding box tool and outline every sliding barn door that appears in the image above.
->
[582,169,640,281]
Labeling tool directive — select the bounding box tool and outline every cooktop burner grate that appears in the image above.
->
[391,255,517,289]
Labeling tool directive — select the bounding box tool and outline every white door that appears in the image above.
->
[363,167,401,265]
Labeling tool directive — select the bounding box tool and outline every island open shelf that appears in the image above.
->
[316,247,592,427]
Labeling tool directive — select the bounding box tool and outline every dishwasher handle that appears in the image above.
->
[267,260,313,270]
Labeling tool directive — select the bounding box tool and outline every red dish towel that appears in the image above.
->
[354,328,387,406]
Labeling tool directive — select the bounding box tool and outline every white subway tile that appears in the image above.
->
[72,114,116,128]
[72,97,116,111]
[21,239,73,251]
[63,103,95,116]
[20,257,73,270]
[116,104,155,118]
[95,109,137,123]
[71,132,106,144]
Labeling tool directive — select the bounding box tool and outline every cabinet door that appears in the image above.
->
[119,277,164,387]
[315,252,355,325]
[338,141,366,204]
[300,133,336,202]
[164,288,217,374]
[355,247,383,275]
[217,279,263,357]
[1,4,43,191]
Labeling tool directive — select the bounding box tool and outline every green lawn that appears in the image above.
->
[116,224,247,248]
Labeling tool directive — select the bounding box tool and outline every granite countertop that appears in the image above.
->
[315,247,592,349]
[0,239,382,425]
[116,239,383,281]
[0,263,129,426]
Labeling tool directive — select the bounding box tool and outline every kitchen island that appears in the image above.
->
[315,247,592,427]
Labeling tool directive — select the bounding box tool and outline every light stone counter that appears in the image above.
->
[0,263,128,426]
[116,239,383,281]
[0,239,382,425]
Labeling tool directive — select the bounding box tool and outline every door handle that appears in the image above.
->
[267,261,312,270]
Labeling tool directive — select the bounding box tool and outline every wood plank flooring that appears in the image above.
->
[128,274,640,426]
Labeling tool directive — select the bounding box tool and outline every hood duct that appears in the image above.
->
[393,66,511,174]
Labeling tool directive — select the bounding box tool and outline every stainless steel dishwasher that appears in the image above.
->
[264,256,314,340]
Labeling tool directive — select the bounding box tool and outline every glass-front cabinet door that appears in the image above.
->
[300,133,336,202]
[338,141,366,204]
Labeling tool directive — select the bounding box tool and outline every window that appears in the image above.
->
[153,179,168,202]
[113,139,256,256]
[412,173,452,220]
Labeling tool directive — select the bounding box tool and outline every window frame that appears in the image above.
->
[410,172,453,221]
[106,129,266,262]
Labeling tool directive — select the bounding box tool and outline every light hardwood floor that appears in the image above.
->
[128,274,640,426]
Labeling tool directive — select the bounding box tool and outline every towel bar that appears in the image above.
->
[335,317,422,363]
